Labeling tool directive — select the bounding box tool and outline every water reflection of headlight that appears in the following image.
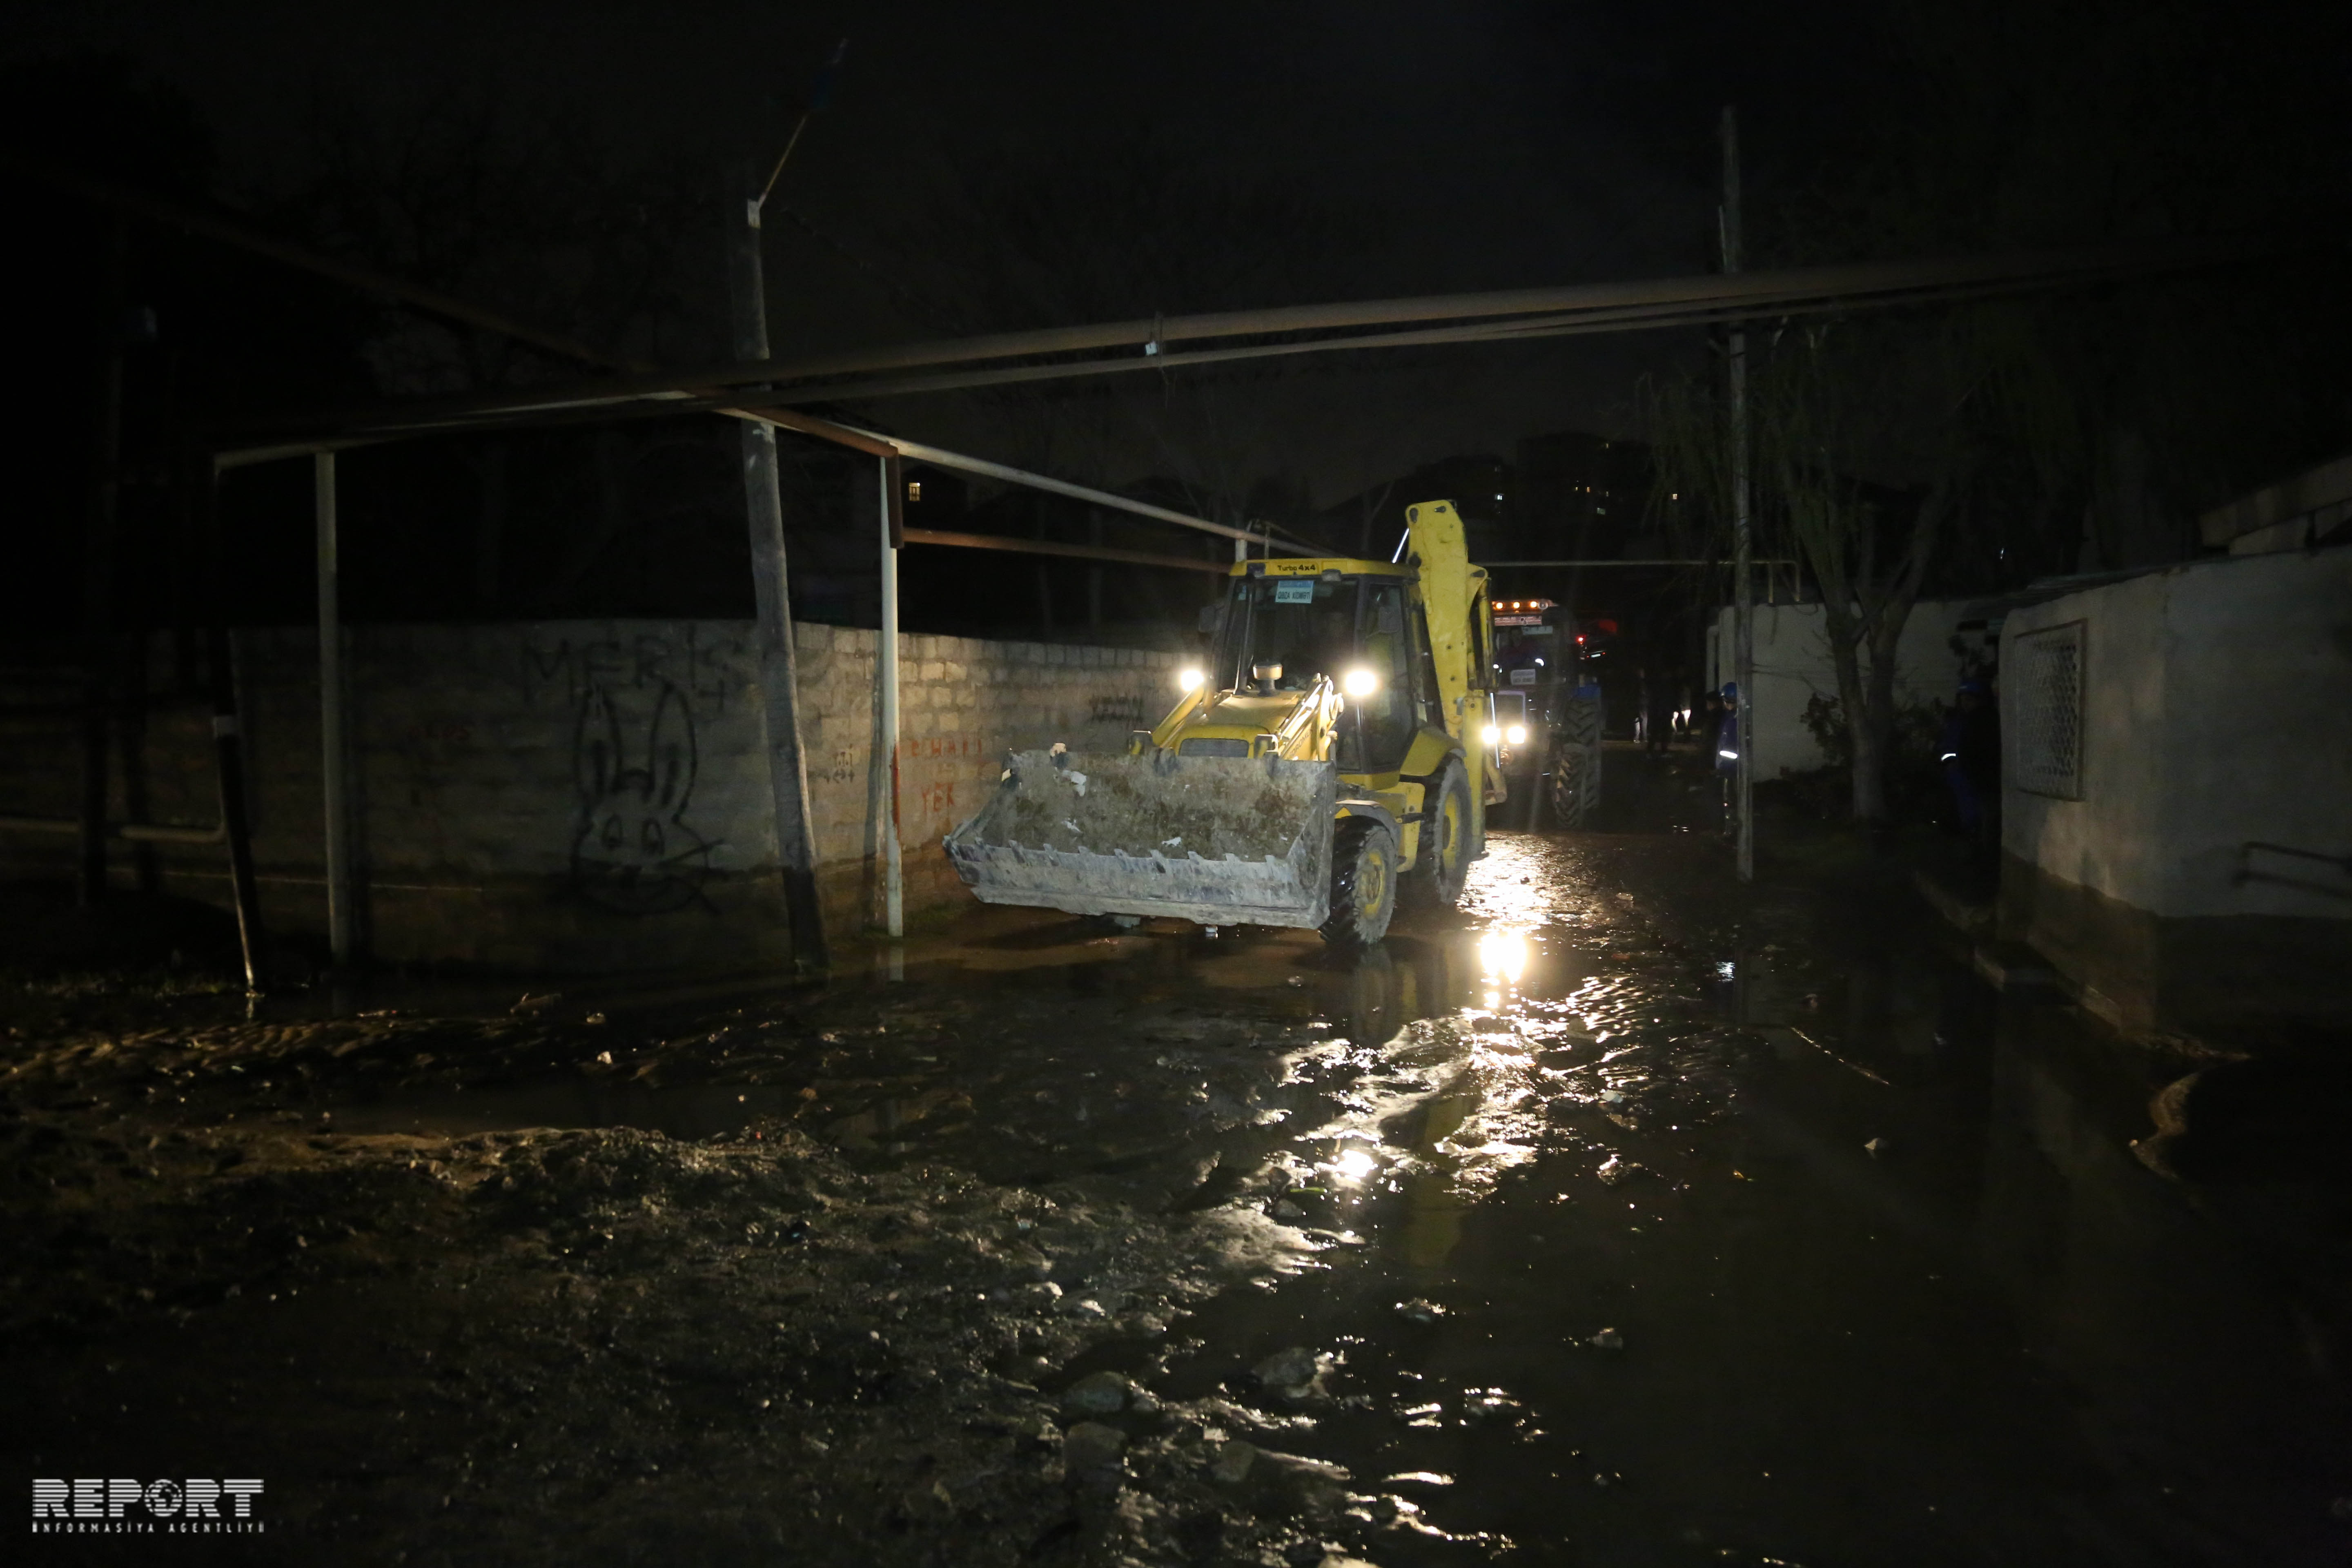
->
[1478,929,1529,984]
[1330,1146,1378,1183]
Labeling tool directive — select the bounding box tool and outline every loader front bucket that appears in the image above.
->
[945,749,1337,929]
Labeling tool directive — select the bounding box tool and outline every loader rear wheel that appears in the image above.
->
[1320,817,1397,949]
[1400,763,1471,910]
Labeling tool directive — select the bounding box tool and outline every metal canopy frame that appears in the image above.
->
[21,149,2272,977]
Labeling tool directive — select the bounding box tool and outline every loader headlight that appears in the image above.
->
[1341,666,1380,698]
[1177,667,1204,691]
[1482,724,1502,744]
[1506,724,1527,745]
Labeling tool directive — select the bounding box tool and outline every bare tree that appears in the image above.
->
[268,77,708,393]
[1647,319,1973,823]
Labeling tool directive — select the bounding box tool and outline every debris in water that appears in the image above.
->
[1210,1440,1259,1484]
[1865,1136,1887,1157]
[1396,1298,1447,1324]
[1253,1346,1319,1390]
[1596,1155,1648,1185]
[1062,1421,1126,1475]
[1588,1328,1624,1351]
[1061,1370,1131,1415]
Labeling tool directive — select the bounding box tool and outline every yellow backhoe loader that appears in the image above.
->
[946,500,1499,946]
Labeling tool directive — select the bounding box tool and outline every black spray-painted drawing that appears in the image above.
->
[571,680,717,915]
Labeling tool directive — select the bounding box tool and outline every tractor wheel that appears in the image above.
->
[1400,763,1472,909]
[1548,693,1604,829]
[1319,816,1398,949]
[1548,750,1593,828]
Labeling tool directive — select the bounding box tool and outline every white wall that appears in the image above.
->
[1707,599,1992,778]
[2002,549,2352,921]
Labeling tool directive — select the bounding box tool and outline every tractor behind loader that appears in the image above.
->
[945,500,1499,946]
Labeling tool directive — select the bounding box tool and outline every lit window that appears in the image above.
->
[906,480,922,503]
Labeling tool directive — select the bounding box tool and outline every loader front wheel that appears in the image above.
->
[1320,817,1397,949]
[1400,763,1472,910]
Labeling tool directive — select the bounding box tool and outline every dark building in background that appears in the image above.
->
[1321,432,1711,732]
[1512,430,1656,566]
[1318,454,1512,564]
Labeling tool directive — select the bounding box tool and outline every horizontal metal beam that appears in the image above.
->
[1483,559,1800,567]
[844,428,1307,551]
[901,526,1229,574]
[230,235,2264,441]
[0,813,225,845]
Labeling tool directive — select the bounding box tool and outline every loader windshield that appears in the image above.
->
[1215,575,1361,693]
[1212,573,1418,769]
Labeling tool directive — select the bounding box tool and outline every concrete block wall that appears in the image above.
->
[0,621,1181,973]
[790,623,1180,922]
[1998,548,2352,1036]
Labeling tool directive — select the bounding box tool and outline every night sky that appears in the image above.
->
[6,1,1884,501]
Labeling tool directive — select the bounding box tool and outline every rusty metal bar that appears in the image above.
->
[900,528,1232,574]
[0,814,224,844]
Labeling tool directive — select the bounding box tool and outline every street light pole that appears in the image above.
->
[1722,105,1755,883]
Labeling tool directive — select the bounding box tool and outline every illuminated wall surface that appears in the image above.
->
[1999,549,2352,1036]
[0,622,1178,972]
[1705,599,1999,780]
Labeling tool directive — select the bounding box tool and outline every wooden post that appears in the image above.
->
[731,165,828,968]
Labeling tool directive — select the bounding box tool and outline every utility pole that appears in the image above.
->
[731,163,828,968]
[77,214,129,907]
[1721,105,1755,883]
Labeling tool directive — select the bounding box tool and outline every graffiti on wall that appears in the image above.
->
[525,626,743,715]
[571,680,718,915]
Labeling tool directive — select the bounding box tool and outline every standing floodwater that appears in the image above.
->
[1,815,2342,1565]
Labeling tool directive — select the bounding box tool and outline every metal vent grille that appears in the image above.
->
[2012,620,2085,799]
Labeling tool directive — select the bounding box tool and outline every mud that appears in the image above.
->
[5,748,2348,1565]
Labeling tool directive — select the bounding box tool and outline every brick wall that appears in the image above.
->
[0,621,1180,973]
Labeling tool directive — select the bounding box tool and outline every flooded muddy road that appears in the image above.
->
[4,815,2347,1565]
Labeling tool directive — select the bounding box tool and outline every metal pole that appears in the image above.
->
[1722,105,1755,883]
[731,164,829,968]
[78,213,129,907]
[202,459,265,989]
[314,450,355,967]
[879,455,903,939]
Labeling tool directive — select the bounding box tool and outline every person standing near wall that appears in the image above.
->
[1940,678,2000,856]
[1715,681,1741,837]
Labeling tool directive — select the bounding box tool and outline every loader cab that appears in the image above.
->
[1199,562,1431,773]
